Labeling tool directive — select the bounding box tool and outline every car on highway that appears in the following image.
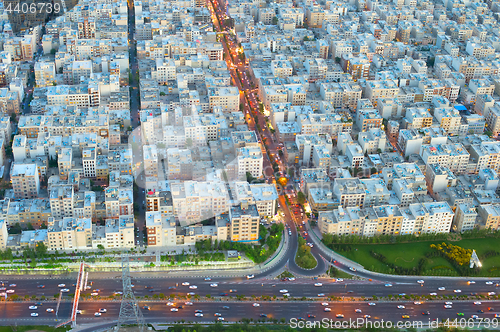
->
[167,302,175,306]
[422,311,430,315]
[336,314,344,319]
[219,293,229,296]
[438,287,445,291]
[204,278,212,281]
[46,308,54,313]
[143,306,150,310]
[6,289,14,293]
[349,267,356,272]
[9,284,16,287]
[397,305,405,309]
[429,292,437,296]
[76,310,82,314]
[31,313,38,317]
[368,303,376,306]
[468,281,476,285]
[414,302,422,305]
[336,278,343,282]
[454,289,461,293]
[229,289,237,293]
[210,283,218,287]
[253,303,260,307]
[398,293,406,296]
[187,292,195,296]
[185,302,193,306]
[321,302,329,306]
[217,317,224,321]
[279,289,288,293]
[222,306,230,310]
[444,305,453,309]
[488,291,496,296]
[385,284,393,287]
[61,289,70,293]
[308,314,316,318]
[478,309,484,313]
[247,274,255,279]
[171,308,178,312]
[168,286,176,290]
[283,293,290,297]
[95,312,101,317]
[182,282,190,286]
[445,302,453,305]
[355,309,362,313]
[314,283,322,287]
[364,315,371,319]
[317,293,325,297]
[189,285,198,289]
[289,277,296,281]
[324,308,331,312]
[99,308,107,313]
[195,310,203,313]
[29,306,37,310]
[214,313,222,317]
[91,292,98,296]
[402,315,410,319]
[488,307,494,311]
[472,315,479,319]
[486,281,493,285]
[417,280,424,284]
[495,314,500,318]
[58,284,66,288]
[195,313,203,317]
[457,313,464,316]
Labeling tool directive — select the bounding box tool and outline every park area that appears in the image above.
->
[329,237,500,277]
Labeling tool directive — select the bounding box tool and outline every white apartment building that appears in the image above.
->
[208,87,239,112]
[454,203,478,232]
[49,185,74,219]
[47,217,92,250]
[11,163,40,199]
[34,61,56,87]
[237,146,263,179]
[420,143,470,174]
[143,145,158,178]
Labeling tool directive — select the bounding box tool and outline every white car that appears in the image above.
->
[438,287,446,291]
[195,313,203,317]
[46,308,54,313]
[253,303,260,307]
[349,267,356,272]
[488,292,496,296]
[474,301,482,305]
[414,302,422,305]
[99,308,107,313]
[247,274,255,279]
[397,305,405,309]
[166,302,175,306]
[187,292,195,296]
[417,280,424,284]
[182,282,190,286]
[95,312,101,317]
[185,302,193,306]
[279,289,288,293]
[210,283,218,287]
[31,313,38,317]
[430,293,437,296]
[468,281,476,284]
[314,283,323,287]
[283,293,290,297]
[336,278,343,282]
[29,306,37,310]
[324,308,332,312]
[9,284,16,287]
[355,309,362,313]
[454,289,462,293]
[321,302,329,306]
[58,284,66,288]
[171,308,178,312]
[486,281,494,285]
[289,277,295,281]
[364,315,371,319]
[204,278,212,281]
[76,310,82,314]
[368,303,376,306]
[444,305,452,309]
[189,285,198,289]
[6,290,14,293]
[472,315,479,319]
[61,289,70,293]
[217,317,224,321]
[91,293,98,296]
[445,301,453,305]
[385,284,393,287]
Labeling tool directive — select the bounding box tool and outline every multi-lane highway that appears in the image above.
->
[6,299,500,328]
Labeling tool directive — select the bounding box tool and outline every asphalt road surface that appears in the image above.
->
[4,300,500,328]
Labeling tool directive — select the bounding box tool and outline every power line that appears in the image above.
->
[116,254,145,332]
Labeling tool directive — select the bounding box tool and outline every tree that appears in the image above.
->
[335,57,341,63]
[97,244,105,250]
[186,138,193,148]
[50,49,56,55]
[370,167,377,175]
[239,103,244,112]
[272,16,279,25]
[160,92,166,96]
[303,36,309,41]
[35,242,47,258]
[297,191,306,205]
[426,57,435,67]
[259,103,264,114]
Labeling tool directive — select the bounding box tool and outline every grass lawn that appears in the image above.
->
[295,238,317,269]
[336,237,500,276]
